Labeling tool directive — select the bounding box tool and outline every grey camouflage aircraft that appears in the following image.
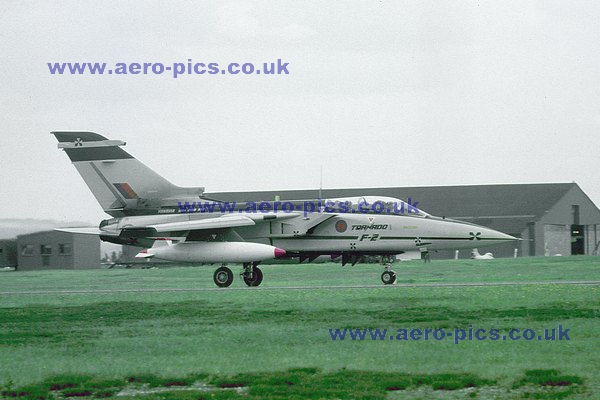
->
[53,131,516,287]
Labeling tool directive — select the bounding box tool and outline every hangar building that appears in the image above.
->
[16,230,100,270]
[209,182,600,259]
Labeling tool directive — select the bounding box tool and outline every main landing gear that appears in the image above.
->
[381,263,397,285]
[213,266,234,287]
[212,262,263,288]
[242,262,263,287]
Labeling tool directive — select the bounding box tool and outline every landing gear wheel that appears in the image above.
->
[214,266,234,287]
[243,266,263,287]
[381,270,396,285]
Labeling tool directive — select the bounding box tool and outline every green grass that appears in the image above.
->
[0,369,586,399]
[0,256,598,398]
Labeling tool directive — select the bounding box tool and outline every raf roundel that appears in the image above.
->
[335,220,348,233]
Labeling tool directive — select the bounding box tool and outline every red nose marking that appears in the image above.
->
[274,248,286,258]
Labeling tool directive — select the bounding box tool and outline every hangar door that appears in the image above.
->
[571,225,585,255]
[570,205,585,255]
[544,224,570,256]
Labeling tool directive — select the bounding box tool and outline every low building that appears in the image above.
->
[17,230,100,270]
[0,239,17,268]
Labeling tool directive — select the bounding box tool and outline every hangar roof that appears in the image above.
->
[16,230,74,240]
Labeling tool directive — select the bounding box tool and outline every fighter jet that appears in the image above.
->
[52,131,516,287]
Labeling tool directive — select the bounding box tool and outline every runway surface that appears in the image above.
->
[1,280,599,296]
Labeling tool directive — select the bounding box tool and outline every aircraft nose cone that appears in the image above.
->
[274,248,286,258]
[502,232,518,240]
[480,227,518,242]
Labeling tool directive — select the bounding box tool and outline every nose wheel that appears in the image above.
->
[381,264,396,285]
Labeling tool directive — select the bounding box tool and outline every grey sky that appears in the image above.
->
[1,1,599,224]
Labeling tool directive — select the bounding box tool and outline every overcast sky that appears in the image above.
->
[1,1,599,224]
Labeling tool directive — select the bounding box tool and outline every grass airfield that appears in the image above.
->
[0,257,599,399]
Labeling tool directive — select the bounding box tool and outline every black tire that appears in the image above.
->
[381,270,396,285]
[243,266,263,287]
[214,266,234,287]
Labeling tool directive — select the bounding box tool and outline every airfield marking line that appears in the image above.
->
[0,280,599,295]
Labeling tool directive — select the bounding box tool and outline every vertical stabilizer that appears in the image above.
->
[52,131,185,216]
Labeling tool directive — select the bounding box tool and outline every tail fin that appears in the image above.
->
[52,131,202,216]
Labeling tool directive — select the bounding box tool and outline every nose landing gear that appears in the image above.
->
[381,264,396,285]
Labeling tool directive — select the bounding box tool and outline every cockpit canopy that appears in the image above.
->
[326,196,431,217]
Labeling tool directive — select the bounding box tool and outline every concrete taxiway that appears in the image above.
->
[1,280,598,296]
